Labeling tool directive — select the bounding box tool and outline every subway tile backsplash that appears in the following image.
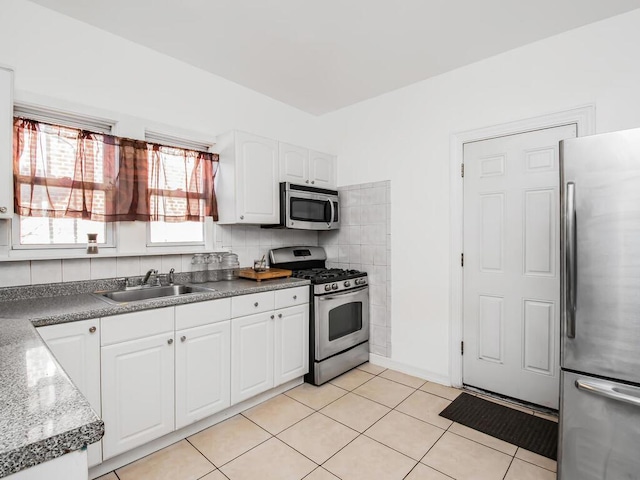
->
[319,179,392,358]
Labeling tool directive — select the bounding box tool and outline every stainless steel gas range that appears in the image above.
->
[270,246,369,385]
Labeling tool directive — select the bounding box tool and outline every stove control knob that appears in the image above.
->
[331,283,338,290]
[344,281,351,288]
[324,284,332,292]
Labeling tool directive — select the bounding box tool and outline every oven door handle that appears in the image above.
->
[327,198,335,229]
[318,286,368,301]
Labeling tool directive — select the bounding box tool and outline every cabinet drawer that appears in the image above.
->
[101,307,174,346]
[275,286,309,310]
[231,291,274,318]
[175,298,231,330]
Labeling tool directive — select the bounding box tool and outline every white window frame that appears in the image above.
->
[11,104,117,251]
[144,129,213,248]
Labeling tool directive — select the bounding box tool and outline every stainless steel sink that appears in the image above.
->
[95,284,216,304]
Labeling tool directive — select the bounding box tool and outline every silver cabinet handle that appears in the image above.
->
[167,338,173,345]
[566,182,577,339]
[180,336,186,342]
[0,207,7,214]
[278,313,282,318]
[576,379,640,408]
[270,314,275,319]
[89,326,96,333]
[240,215,244,220]
[254,302,259,307]
[311,181,315,184]
[306,180,309,184]
[293,295,297,300]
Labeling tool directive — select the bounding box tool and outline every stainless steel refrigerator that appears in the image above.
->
[559,127,640,479]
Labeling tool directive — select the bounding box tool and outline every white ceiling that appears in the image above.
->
[27,0,640,115]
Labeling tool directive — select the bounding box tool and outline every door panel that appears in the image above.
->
[463,124,577,408]
[280,142,309,185]
[309,150,336,189]
[275,305,309,385]
[561,129,640,384]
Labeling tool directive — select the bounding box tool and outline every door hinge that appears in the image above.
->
[461,163,464,178]
[461,341,464,355]
[461,253,464,267]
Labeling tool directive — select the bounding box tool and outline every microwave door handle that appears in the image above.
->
[327,198,335,228]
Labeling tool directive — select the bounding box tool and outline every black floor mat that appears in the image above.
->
[439,393,558,460]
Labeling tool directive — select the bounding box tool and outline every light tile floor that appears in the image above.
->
[97,364,558,480]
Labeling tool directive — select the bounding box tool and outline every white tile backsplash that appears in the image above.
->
[116,256,140,277]
[0,261,31,287]
[90,257,117,280]
[62,258,91,282]
[139,255,163,275]
[319,179,392,358]
[31,259,63,285]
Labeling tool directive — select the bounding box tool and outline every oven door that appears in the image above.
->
[315,286,369,361]
[286,189,340,230]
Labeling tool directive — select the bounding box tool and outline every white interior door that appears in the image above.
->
[463,124,577,409]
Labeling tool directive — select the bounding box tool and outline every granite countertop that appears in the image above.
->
[0,276,309,477]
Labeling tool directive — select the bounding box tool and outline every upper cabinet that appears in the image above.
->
[0,67,13,219]
[280,142,336,190]
[216,130,280,224]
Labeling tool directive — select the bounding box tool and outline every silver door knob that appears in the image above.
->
[167,338,174,345]
[278,313,282,318]
[0,207,6,213]
[89,326,96,333]
[254,302,259,307]
[180,336,186,342]
[293,295,297,300]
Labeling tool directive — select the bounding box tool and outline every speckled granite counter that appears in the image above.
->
[0,277,309,477]
[0,317,103,478]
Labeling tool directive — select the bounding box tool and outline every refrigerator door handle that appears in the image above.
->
[566,182,577,338]
[576,379,640,408]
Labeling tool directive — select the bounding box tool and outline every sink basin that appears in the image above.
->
[95,285,216,304]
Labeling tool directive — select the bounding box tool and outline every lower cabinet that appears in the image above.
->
[37,319,103,467]
[231,312,275,404]
[175,321,231,429]
[275,305,309,385]
[231,301,309,404]
[101,331,175,460]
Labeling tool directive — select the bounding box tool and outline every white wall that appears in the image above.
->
[0,0,333,150]
[318,9,640,382]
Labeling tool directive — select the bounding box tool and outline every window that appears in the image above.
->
[13,114,115,248]
[145,131,215,245]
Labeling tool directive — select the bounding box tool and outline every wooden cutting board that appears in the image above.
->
[238,267,292,282]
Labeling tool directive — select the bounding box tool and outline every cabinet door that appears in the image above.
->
[274,305,309,386]
[309,150,336,190]
[235,131,279,224]
[101,332,174,459]
[279,142,309,185]
[231,312,274,404]
[175,321,231,429]
[0,67,13,219]
[38,319,102,467]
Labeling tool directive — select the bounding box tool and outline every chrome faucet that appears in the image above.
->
[141,269,158,287]
[167,268,175,286]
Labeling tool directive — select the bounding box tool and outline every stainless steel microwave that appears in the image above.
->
[275,182,340,230]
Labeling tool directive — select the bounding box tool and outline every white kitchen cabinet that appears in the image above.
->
[38,319,102,467]
[101,331,175,459]
[0,67,13,219]
[279,142,337,189]
[309,150,336,189]
[175,321,231,429]
[274,304,309,386]
[216,130,280,224]
[230,311,275,404]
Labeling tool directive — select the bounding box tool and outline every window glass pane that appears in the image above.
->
[20,217,106,245]
[149,221,204,244]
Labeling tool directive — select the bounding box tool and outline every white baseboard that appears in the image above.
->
[88,377,303,479]
[369,354,451,386]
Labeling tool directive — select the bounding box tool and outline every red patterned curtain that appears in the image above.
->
[13,118,219,222]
